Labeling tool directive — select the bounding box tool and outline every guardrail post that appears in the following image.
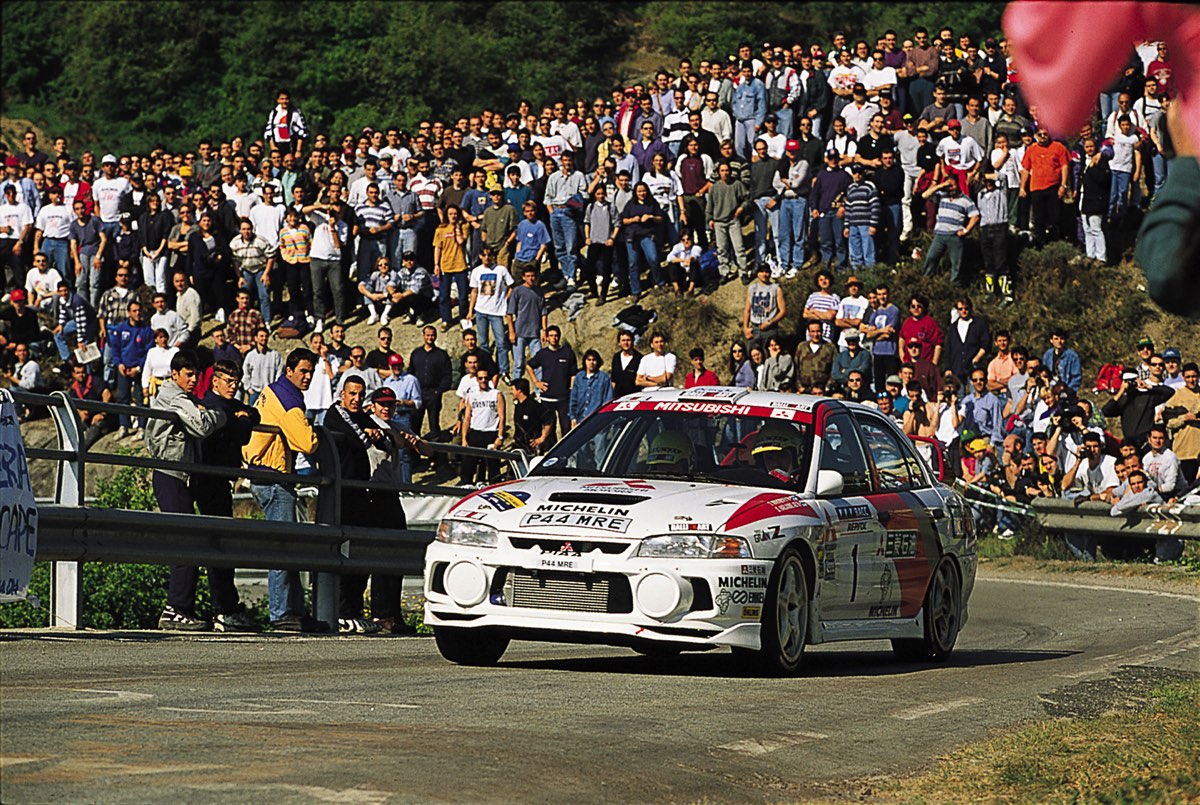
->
[47,391,84,629]
[311,427,341,628]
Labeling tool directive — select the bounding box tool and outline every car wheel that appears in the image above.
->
[892,556,961,662]
[433,626,510,666]
[749,549,809,675]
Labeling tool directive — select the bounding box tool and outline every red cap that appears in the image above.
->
[4,156,19,167]
[9,288,26,302]
[785,139,800,152]
[947,119,962,129]
[388,353,404,367]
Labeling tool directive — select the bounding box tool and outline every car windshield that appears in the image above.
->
[532,409,813,490]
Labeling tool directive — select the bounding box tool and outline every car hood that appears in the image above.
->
[445,476,825,537]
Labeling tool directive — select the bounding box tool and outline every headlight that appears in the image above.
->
[638,534,750,559]
[436,519,499,548]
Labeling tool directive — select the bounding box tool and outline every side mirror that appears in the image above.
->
[816,469,844,497]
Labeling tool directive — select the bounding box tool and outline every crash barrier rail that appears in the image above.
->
[1031,497,1200,541]
[10,389,527,628]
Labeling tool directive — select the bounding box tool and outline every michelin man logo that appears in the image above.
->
[715,589,732,615]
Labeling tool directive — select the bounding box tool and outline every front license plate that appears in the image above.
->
[528,555,595,573]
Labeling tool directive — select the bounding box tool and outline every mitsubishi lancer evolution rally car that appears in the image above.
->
[424,387,976,674]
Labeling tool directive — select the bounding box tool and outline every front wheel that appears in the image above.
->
[744,549,809,676]
[433,626,510,666]
[892,556,961,662]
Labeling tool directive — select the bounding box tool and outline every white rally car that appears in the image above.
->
[424,387,976,674]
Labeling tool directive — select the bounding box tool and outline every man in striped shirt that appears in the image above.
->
[354,182,394,284]
[921,177,980,285]
[230,218,275,325]
[842,164,880,269]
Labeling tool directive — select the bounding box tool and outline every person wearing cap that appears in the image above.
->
[751,420,804,485]
[842,163,880,270]
[480,185,518,268]
[772,137,810,275]
[763,48,800,139]
[833,275,869,349]
[747,140,781,269]
[1163,362,1200,488]
[976,169,1012,299]
[936,118,984,195]
[1133,336,1156,382]
[1019,125,1070,246]
[731,60,766,159]
[382,352,422,477]
[841,84,879,145]
[1101,367,1174,452]
[831,327,871,388]
[1161,348,1185,389]
[92,154,131,254]
[920,171,979,285]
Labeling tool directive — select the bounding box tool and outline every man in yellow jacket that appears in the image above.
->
[243,347,324,631]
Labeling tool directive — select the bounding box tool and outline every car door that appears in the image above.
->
[852,413,942,620]
[815,410,885,620]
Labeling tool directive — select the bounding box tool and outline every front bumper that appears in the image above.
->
[423,539,772,650]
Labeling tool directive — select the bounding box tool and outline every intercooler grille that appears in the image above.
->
[508,570,632,613]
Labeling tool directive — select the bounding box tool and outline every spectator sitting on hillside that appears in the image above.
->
[242,327,283,405]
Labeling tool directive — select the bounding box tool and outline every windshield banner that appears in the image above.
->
[0,389,38,602]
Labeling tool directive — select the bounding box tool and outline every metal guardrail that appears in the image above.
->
[1032,497,1200,540]
[10,388,527,628]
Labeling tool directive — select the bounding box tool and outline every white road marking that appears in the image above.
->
[183,783,391,804]
[159,706,317,715]
[716,730,827,755]
[272,698,421,709]
[71,689,155,704]
[891,697,982,720]
[981,576,1200,602]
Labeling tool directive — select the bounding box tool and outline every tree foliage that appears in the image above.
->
[2,0,1000,153]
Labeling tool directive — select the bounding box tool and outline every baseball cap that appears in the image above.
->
[1137,336,1155,348]
[1120,370,1139,382]
[947,119,962,129]
[402,251,416,260]
[845,331,861,342]
[908,337,922,346]
[101,153,117,164]
[850,163,865,173]
[764,113,777,123]
[4,156,18,167]
[9,288,26,303]
[876,391,891,400]
[489,186,503,194]
[1163,347,1181,360]
[852,82,866,93]
[624,86,636,95]
[388,353,404,367]
[846,275,862,286]
[65,160,80,170]
[369,387,398,404]
[903,113,914,122]
[886,374,902,386]
[785,139,800,152]
[878,89,893,99]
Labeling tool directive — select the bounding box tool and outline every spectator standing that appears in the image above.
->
[976,173,1011,299]
[242,327,283,404]
[842,164,879,268]
[51,281,99,362]
[33,184,72,279]
[308,197,350,328]
[480,187,518,268]
[243,348,325,632]
[582,184,618,301]
[742,263,785,352]
[467,245,514,382]
[381,354,422,483]
[795,320,837,392]
[899,293,943,365]
[434,205,469,330]
[512,378,557,454]
[354,180,394,284]
[263,89,308,156]
[544,154,588,289]
[1019,127,1070,246]
[68,198,106,305]
[0,185,34,295]
[945,297,990,383]
[409,325,452,440]
[173,272,203,345]
[683,347,720,388]
[277,207,313,328]
[635,331,677,390]
[188,209,232,323]
[732,60,767,159]
[109,299,152,436]
[527,324,577,436]
[230,218,275,327]
[864,283,900,392]
[150,292,189,349]
[802,270,840,344]
[569,349,614,426]
[145,350,225,631]
[960,368,1005,454]
[774,140,811,275]
[1163,363,1200,486]
[139,192,173,292]
[833,275,869,351]
[810,152,851,271]
[1042,329,1082,392]
[706,162,749,281]
[920,176,979,285]
[507,265,546,385]
[460,365,505,485]
[610,331,642,398]
[25,252,63,311]
[192,359,261,631]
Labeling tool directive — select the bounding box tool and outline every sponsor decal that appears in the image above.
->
[479,490,529,511]
[741,606,761,620]
[770,408,797,420]
[458,509,488,520]
[868,604,899,617]
[752,524,782,543]
[819,537,837,581]
[552,541,581,556]
[536,503,631,517]
[715,590,732,615]
[652,401,753,415]
[718,576,768,589]
[879,565,893,603]
[770,398,815,412]
[729,589,765,605]
[580,480,655,493]
[520,512,632,533]
[741,564,767,575]
[680,387,747,401]
[835,504,872,520]
[883,530,918,558]
[842,519,870,534]
[770,495,815,515]
[542,457,560,466]
[668,522,714,532]
[614,400,639,411]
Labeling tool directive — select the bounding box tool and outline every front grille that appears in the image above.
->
[508,537,629,555]
[546,492,651,506]
[506,569,633,613]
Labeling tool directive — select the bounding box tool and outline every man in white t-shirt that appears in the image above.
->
[0,184,34,291]
[1108,115,1141,221]
[936,120,984,194]
[33,184,73,277]
[460,365,505,485]
[635,331,677,389]
[466,245,514,382]
[834,275,870,350]
[92,154,131,245]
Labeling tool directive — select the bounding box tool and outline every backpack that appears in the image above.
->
[275,314,311,340]
[613,303,657,335]
[1093,363,1124,393]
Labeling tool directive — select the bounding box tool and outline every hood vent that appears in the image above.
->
[546,492,652,506]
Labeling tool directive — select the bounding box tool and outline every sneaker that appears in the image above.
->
[0,293,9,304]
[380,315,389,327]
[214,608,261,633]
[414,317,426,327]
[314,318,324,334]
[998,528,1016,540]
[500,374,511,386]
[270,614,330,633]
[159,606,212,631]
[366,312,378,325]
[214,308,226,324]
[784,268,799,279]
[116,425,129,439]
[338,617,383,634]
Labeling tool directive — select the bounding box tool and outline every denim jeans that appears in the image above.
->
[54,320,77,361]
[310,257,347,323]
[438,270,469,326]
[42,238,70,278]
[816,213,848,270]
[512,334,541,384]
[777,197,807,269]
[881,203,902,265]
[752,197,780,266]
[712,220,746,276]
[549,208,578,282]
[252,482,305,622]
[1108,170,1132,219]
[1150,152,1166,199]
[734,118,757,160]
[624,238,652,295]
[474,312,510,377]
[389,228,418,268]
[241,268,271,324]
[775,107,793,140]
[76,249,101,307]
[356,237,387,283]
[847,224,875,268]
[115,371,144,429]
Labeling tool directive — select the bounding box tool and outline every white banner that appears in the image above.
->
[0,389,38,602]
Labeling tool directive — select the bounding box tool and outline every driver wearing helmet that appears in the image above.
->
[752,421,803,484]
[645,430,696,475]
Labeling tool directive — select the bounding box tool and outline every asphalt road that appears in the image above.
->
[2,572,1197,805]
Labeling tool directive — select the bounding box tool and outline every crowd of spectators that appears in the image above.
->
[0,26,1191,631]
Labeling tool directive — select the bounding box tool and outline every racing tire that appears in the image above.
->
[744,549,809,676]
[433,626,510,666]
[892,556,961,662]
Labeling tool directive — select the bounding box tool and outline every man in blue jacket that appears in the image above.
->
[569,349,613,428]
[107,298,153,437]
[732,61,766,160]
[1042,329,1082,392]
